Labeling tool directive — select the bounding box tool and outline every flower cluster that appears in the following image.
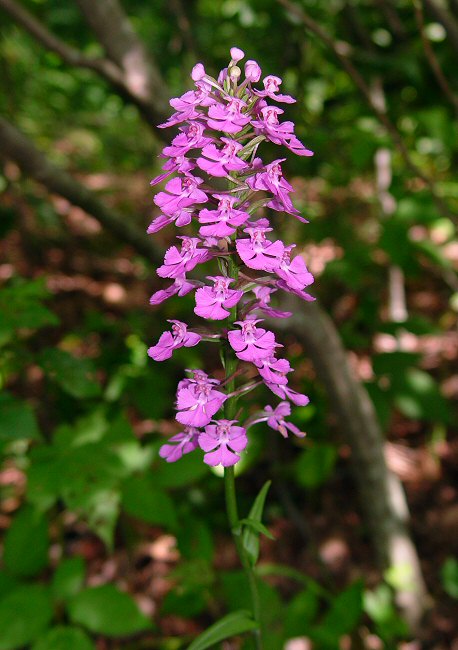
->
[148,48,314,467]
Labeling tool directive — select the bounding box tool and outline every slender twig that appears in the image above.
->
[413,0,458,117]
[276,0,457,224]
[0,0,123,83]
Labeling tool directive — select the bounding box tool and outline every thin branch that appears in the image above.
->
[0,116,161,263]
[374,0,408,42]
[423,0,458,57]
[277,0,457,224]
[274,299,430,632]
[0,0,169,128]
[75,0,170,119]
[414,0,458,118]
[0,0,122,83]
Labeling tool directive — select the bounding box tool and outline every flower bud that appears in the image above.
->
[245,59,261,83]
[191,63,206,81]
[230,47,245,64]
[229,65,242,81]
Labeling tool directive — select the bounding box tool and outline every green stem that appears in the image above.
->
[224,466,263,650]
[223,254,263,649]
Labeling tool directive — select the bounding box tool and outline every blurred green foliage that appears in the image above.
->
[1,0,457,648]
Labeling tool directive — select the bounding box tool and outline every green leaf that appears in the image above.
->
[52,557,86,603]
[0,393,41,442]
[121,474,177,529]
[284,588,319,638]
[67,585,152,637]
[294,444,338,489]
[242,480,271,567]
[187,610,258,650]
[154,451,209,488]
[31,626,95,650]
[3,505,49,577]
[441,557,458,599]
[0,279,58,345]
[313,580,363,644]
[0,572,18,601]
[0,585,53,650]
[38,348,101,399]
[239,518,275,540]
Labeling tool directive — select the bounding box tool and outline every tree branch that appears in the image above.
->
[75,0,170,120]
[277,0,457,225]
[414,0,458,118]
[0,116,160,263]
[423,0,458,57]
[0,0,169,128]
[275,299,430,632]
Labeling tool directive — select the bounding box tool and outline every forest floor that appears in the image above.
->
[1,171,457,649]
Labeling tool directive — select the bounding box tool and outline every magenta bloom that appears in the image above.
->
[255,355,292,385]
[228,318,278,363]
[207,98,251,133]
[254,75,296,104]
[198,420,247,466]
[159,426,200,462]
[154,175,207,216]
[162,122,212,157]
[276,246,314,291]
[195,276,243,320]
[150,156,195,186]
[247,159,305,220]
[197,138,248,177]
[265,402,305,438]
[252,106,295,146]
[236,223,284,272]
[149,275,197,306]
[250,285,292,319]
[176,374,227,427]
[245,59,261,82]
[148,320,201,362]
[157,237,210,279]
[276,279,315,302]
[264,381,310,407]
[198,195,249,238]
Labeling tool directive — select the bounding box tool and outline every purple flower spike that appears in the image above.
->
[198,195,250,238]
[276,246,315,291]
[195,276,243,320]
[157,237,211,279]
[228,318,279,362]
[176,374,227,427]
[236,223,284,272]
[148,320,201,362]
[199,420,247,467]
[159,426,200,462]
[265,402,305,438]
[197,138,248,178]
[207,98,251,133]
